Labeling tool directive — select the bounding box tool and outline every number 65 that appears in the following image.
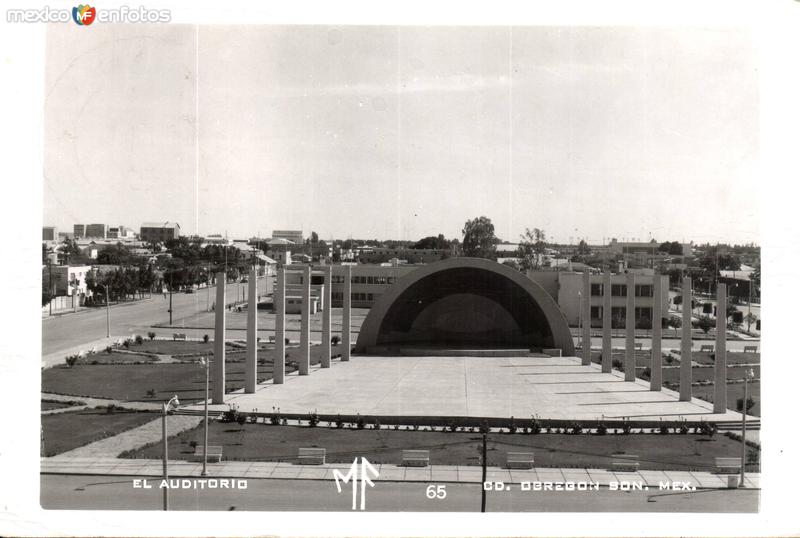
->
[426,484,446,499]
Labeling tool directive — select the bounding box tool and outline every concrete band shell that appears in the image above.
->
[355,257,575,355]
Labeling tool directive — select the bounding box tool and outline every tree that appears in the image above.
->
[658,241,684,255]
[413,234,450,250]
[667,317,682,337]
[310,231,319,244]
[60,237,82,264]
[697,316,714,334]
[462,217,497,259]
[517,228,547,271]
[744,312,758,333]
[576,239,591,256]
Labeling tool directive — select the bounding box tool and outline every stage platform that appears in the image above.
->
[191,355,748,423]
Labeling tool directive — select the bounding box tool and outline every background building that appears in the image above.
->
[140,222,181,243]
[271,230,304,245]
[73,224,86,238]
[42,226,57,241]
[85,223,108,239]
[547,271,670,328]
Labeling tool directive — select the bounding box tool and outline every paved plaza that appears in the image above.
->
[191,355,749,422]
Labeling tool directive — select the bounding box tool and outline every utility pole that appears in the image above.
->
[105,284,110,337]
[168,270,173,325]
[481,432,487,512]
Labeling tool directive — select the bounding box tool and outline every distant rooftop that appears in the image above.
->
[141,222,180,229]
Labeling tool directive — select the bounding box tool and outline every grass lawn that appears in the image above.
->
[41,399,84,411]
[127,423,758,472]
[42,362,278,402]
[41,408,157,457]
[692,351,760,366]
[693,381,761,417]
[42,344,345,403]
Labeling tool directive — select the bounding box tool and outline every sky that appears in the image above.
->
[43,25,759,245]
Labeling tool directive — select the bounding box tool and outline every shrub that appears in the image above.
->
[105,403,117,414]
[105,345,113,353]
[146,389,157,399]
[203,334,210,343]
[737,396,756,413]
[508,417,517,434]
[356,414,366,429]
[447,420,457,433]
[236,413,247,426]
[612,358,623,370]
[595,423,607,436]
[699,421,717,438]
[331,335,341,345]
[640,367,651,381]
[620,420,632,435]
[479,421,490,434]
[148,331,156,340]
[373,418,381,430]
[65,354,79,367]
[285,337,290,345]
[307,411,320,428]
[658,424,669,435]
[221,405,240,423]
[334,414,344,429]
[189,440,198,449]
[268,407,281,425]
[568,421,582,435]
[135,335,143,345]
[678,423,690,434]
[123,339,131,348]
[529,416,542,434]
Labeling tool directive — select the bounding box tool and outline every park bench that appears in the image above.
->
[173,333,187,341]
[190,445,223,463]
[610,454,640,472]
[506,452,535,470]
[402,449,430,467]
[634,342,643,350]
[714,457,742,474]
[743,345,758,353]
[700,345,714,353]
[298,447,326,465]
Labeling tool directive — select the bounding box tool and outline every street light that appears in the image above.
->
[161,394,180,510]
[103,284,111,338]
[199,356,210,477]
[740,367,755,488]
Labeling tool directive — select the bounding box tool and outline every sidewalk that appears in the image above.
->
[40,457,760,489]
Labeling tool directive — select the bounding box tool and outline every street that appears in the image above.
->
[40,474,758,512]
[42,279,268,357]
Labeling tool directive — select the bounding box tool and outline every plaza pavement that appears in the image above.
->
[190,355,752,423]
[40,457,759,489]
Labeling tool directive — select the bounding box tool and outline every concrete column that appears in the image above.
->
[321,266,332,368]
[625,272,636,382]
[274,269,285,384]
[714,283,728,413]
[679,276,693,401]
[212,272,226,404]
[581,271,591,365]
[342,265,352,361]
[299,265,311,375]
[245,268,257,393]
[651,274,663,391]
[601,271,612,373]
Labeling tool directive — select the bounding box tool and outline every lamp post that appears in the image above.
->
[161,394,180,510]
[103,284,110,338]
[200,357,210,476]
[740,368,755,488]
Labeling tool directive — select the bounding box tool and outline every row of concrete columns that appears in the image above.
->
[580,271,729,412]
[212,265,353,404]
